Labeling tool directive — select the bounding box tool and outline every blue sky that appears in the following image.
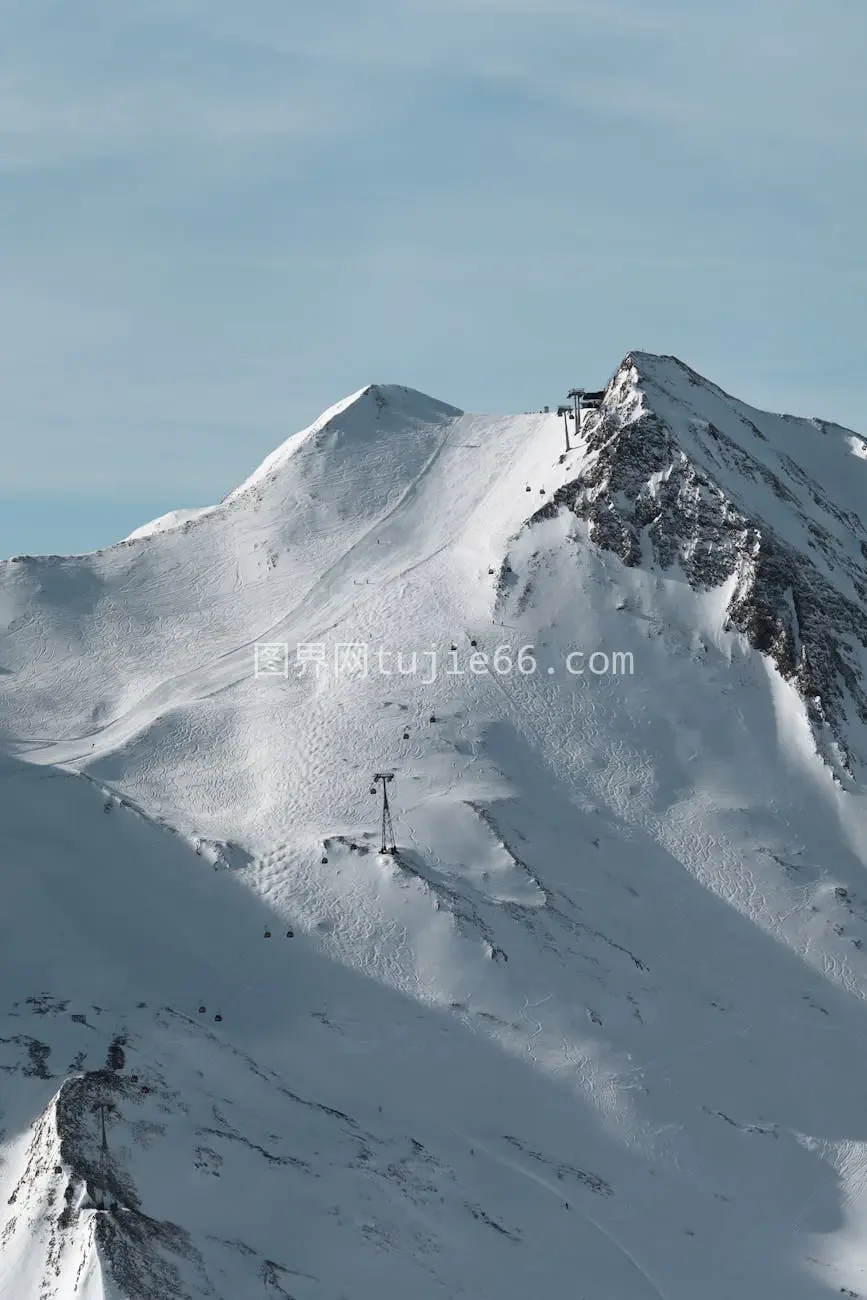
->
[1,0,865,557]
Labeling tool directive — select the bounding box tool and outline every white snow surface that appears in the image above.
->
[1,363,867,1298]
[123,509,217,542]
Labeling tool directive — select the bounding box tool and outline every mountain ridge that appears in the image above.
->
[534,351,867,777]
[3,351,867,1298]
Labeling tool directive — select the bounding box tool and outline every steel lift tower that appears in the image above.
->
[371,773,396,855]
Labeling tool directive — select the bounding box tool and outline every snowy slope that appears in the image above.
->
[2,362,867,1299]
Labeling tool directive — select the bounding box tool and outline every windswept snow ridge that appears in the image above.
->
[123,509,216,543]
[2,359,867,1299]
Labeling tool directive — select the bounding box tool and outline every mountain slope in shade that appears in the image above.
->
[1,357,867,1298]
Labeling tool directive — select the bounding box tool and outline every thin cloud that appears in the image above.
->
[0,73,365,173]
[0,0,864,512]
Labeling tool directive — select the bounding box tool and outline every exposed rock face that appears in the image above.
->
[537,353,867,775]
[3,1057,213,1300]
[56,1069,213,1300]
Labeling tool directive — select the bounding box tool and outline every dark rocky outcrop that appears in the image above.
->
[535,353,867,775]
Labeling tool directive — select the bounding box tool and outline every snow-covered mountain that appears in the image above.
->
[2,353,867,1299]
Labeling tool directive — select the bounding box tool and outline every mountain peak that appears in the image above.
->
[540,351,867,775]
[224,382,462,504]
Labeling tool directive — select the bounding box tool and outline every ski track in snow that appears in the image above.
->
[449,1129,670,1300]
